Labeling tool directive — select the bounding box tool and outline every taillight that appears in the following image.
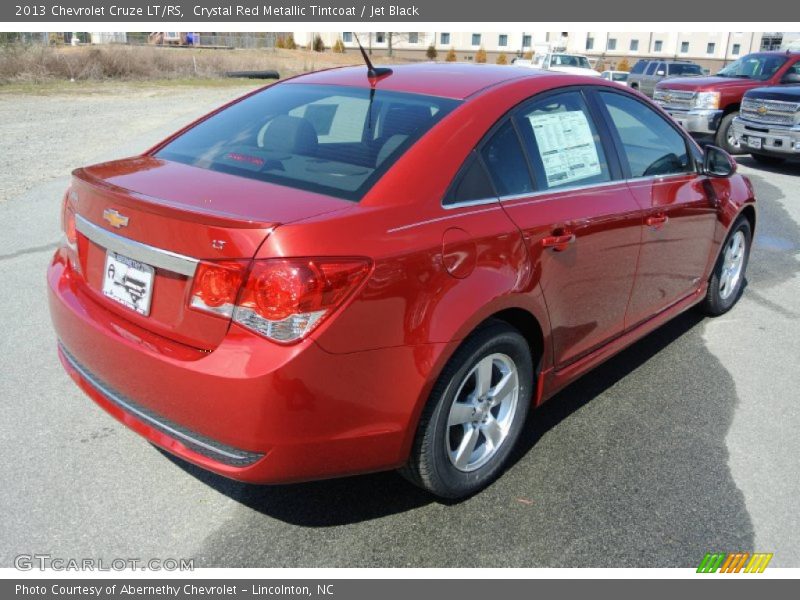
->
[233,258,370,343]
[189,261,247,318]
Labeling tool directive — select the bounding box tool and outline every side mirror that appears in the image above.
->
[703,145,737,177]
[656,70,665,76]
[782,72,800,84]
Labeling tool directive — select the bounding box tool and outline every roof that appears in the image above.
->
[285,63,556,100]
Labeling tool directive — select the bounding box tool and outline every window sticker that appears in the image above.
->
[528,111,602,187]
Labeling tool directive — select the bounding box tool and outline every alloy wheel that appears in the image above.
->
[719,230,746,300]
[446,353,520,472]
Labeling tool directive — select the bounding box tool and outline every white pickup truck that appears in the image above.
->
[529,52,602,77]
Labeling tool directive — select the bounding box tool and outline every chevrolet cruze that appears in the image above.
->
[48,64,755,498]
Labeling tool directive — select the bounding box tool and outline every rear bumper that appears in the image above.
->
[732,117,800,157]
[48,250,448,484]
[660,107,722,135]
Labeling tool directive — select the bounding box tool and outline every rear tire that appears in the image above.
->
[701,217,751,316]
[750,153,786,167]
[401,322,533,499]
[714,113,741,155]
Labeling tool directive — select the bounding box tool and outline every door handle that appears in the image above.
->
[541,233,576,251]
[646,214,668,229]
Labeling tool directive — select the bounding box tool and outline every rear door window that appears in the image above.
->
[156,83,460,201]
[515,91,612,191]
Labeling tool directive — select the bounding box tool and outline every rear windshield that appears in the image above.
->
[668,64,703,76]
[156,83,460,201]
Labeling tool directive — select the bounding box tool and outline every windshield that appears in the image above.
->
[669,64,703,76]
[156,84,460,201]
[717,54,788,81]
[612,72,629,82]
[551,54,591,69]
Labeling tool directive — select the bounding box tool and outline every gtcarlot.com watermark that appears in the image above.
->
[15,554,194,571]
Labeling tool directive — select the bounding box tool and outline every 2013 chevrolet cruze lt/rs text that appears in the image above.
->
[48,64,755,498]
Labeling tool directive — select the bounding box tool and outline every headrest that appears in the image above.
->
[381,104,432,138]
[262,115,318,155]
[376,134,409,166]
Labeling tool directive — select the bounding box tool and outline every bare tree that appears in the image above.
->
[386,32,418,58]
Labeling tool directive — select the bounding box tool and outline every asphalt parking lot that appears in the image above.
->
[0,84,798,568]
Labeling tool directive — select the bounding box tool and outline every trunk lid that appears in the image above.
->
[70,157,351,349]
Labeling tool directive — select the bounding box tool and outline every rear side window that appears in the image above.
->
[444,153,496,205]
[598,91,692,178]
[156,83,460,201]
[515,91,612,191]
[480,121,534,197]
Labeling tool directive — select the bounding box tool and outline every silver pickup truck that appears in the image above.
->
[628,60,704,97]
[732,76,800,165]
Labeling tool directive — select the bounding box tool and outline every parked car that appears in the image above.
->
[601,70,629,86]
[628,60,704,97]
[49,64,755,499]
[732,69,800,164]
[654,51,800,153]
[532,52,602,77]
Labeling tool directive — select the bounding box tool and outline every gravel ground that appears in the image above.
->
[0,86,798,569]
[0,83,259,204]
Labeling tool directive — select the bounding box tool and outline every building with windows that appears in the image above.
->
[294,31,800,70]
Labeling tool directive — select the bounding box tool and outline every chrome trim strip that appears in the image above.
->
[75,215,198,277]
[442,197,500,210]
[59,343,263,466]
[387,205,502,233]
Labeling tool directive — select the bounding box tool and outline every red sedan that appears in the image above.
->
[48,64,755,498]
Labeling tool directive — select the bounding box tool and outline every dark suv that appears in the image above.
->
[628,60,704,97]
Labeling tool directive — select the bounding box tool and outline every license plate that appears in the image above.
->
[102,251,154,316]
[748,136,763,149]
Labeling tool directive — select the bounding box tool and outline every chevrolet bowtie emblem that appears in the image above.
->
[103,208,129,229]
[757,105,768,116]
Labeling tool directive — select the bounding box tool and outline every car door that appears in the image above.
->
[496,89,646,368]
[592,89,717,328]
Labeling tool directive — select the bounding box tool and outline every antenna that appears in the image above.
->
[352,32,393,79]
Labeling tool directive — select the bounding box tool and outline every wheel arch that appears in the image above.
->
[740,204,756,234]
[722,102,741,117]
[399,300,551,462]
[481,307,545,374]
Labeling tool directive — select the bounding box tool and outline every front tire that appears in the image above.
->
[714,113,741,155]
[702,217,752,316]
[401,322,533,499]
